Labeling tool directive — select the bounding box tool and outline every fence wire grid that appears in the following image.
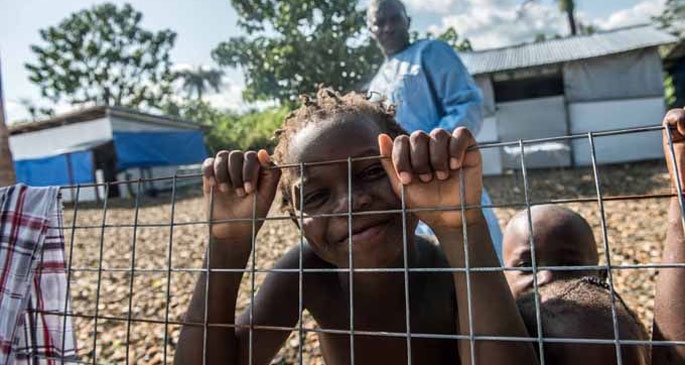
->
[13,123,685,365]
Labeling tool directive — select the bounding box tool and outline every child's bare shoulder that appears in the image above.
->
[415,235,451,268]
[269,242,340,297]
[272,241,335,270]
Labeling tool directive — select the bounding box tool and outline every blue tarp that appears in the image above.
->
[15,150,94,186]
[113,130,207,170]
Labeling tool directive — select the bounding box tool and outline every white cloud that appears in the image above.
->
[594,0,665,30]
[5,98,74,125]
[5,100,28,125]
[204,80,277,113]
[403,0,461,14]
[5,100,29,125]
[204,82,246,111]
[425,0,667,51]
[170,62,275,112]
[432,0,568,50]
[170,62,194,73]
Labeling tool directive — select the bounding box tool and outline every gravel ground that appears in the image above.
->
[61,160,672,364]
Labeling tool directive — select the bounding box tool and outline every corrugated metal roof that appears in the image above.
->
[9,106,206,135]
[460,24,678,76]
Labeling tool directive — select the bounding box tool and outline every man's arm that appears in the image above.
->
[423,41,483,136]
[653,109,685,364]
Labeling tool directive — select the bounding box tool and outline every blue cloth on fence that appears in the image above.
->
[368,39,503,261]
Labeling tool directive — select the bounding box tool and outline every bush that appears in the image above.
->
[170,100,289,154]
[208,107,290,153]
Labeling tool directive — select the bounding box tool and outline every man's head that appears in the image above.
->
[517,278,649,365]
[272,88,413,269]
[367,0,411,57]
[503,205,600,299]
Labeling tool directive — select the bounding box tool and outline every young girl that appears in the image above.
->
[174,89,536,364]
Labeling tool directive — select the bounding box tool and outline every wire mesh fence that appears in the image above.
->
[13,124,685,364]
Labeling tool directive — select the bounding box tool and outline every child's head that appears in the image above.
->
[502,205,599,299]
[272,89,410,268]
[516,277,649,365]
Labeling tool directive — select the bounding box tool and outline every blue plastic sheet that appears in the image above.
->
[15,151,94,186]
[113,130,207,170]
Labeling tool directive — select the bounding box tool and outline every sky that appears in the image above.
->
[0,0,666,123]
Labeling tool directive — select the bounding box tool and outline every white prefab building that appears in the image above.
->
[461,25,678,174]
[9,106,207,201]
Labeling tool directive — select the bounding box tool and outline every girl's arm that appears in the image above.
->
[434,216,537,365]
[176,242,303,365]
[653,109,685,364]
[175,149,291,364]
[379,127,537,365]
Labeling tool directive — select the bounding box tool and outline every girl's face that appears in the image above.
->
[286,114,417,268]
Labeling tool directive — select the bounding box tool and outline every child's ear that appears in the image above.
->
[599,268,608,282]
[288,207,301,229]
[280,194,301,229]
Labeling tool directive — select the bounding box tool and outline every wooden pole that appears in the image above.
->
[0,53,17,187]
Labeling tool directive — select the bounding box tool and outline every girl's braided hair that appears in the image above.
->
[272,87,406,209]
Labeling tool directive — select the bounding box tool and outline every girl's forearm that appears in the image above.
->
[653,198,685,364]
[175,237,252,364]
[435,217,538,365]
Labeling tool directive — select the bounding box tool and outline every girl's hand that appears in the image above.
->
[664,108,685,195]
[202,149,281,240]
[378,127,484,229]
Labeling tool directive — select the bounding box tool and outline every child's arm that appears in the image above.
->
[379,128,538,365]
[175,150,293,365]
[653,109,685,364]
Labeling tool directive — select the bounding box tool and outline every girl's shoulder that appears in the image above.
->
[415,234,451,269]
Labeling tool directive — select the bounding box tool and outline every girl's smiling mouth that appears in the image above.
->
[336,218,394,246]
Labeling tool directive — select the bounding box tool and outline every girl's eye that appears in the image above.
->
[516,261,532,268]
[360,164,386,180]
[304,190,328,207]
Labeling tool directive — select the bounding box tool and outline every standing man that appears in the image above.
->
[366,0,503,255]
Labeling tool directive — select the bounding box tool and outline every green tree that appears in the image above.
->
[164,99,288,153]
[558,0,577,36]
[654,0,685,39]
[25,3,177,109]
[654,0,685,108]
[522,0,577,36]
[174,66,224,101]
[417,27,472,52]
[18,98,54,122]
[212,0,382,105]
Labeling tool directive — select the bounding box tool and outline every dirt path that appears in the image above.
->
[62,161,671,364]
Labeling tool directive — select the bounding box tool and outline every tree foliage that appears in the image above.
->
[167,100,287,153]
[521,0,577,36]
[174,66,224,100]
[558,0,577,35]
[18,98,54,122]
[654,0,685,39]
[212,0,383,105]
[25,3,177,109]
[415,27,472,52]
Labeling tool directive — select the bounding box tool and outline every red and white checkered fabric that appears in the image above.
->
[0,184,77,364]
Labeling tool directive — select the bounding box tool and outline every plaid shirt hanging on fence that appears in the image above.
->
[0,184,77,364]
